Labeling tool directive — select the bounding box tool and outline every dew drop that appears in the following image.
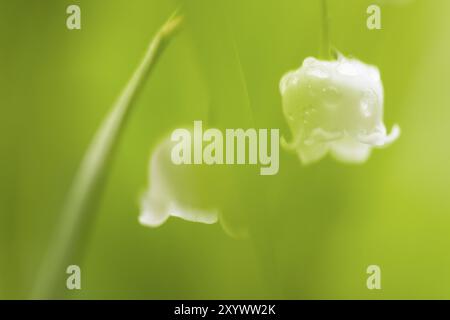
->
[308,68,329,79]
[360,91,376,118]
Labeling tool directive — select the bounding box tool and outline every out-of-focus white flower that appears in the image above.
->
[139,132,249,239]
[139,136,219,227]
[280,55,400,164]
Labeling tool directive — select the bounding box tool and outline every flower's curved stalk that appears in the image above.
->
[31,12,183,299]
[320,0,332,60]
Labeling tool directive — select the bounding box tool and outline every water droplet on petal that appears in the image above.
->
[308,68,329,79]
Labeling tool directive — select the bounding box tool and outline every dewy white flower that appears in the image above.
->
[139,135,219,227]
[280,55,400,164]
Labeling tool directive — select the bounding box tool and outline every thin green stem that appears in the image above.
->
[320,0,332,60]
[31,12,183,299]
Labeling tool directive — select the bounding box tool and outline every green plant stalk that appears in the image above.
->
[31,13,183,299]
[320,0,332,60]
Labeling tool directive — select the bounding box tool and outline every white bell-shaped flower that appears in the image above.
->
[280,55,400,164]
[139,135,219,227]
[139,131,249,239]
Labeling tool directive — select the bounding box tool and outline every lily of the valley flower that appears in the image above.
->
[139,136,219,227]
[139,132,250,239]
[280,55,400,164]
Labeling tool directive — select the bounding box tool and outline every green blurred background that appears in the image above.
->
[1,0,450,299]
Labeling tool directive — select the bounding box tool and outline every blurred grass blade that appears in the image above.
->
[32,13,183,299]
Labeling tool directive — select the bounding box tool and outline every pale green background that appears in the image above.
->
[1,0,450,299]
